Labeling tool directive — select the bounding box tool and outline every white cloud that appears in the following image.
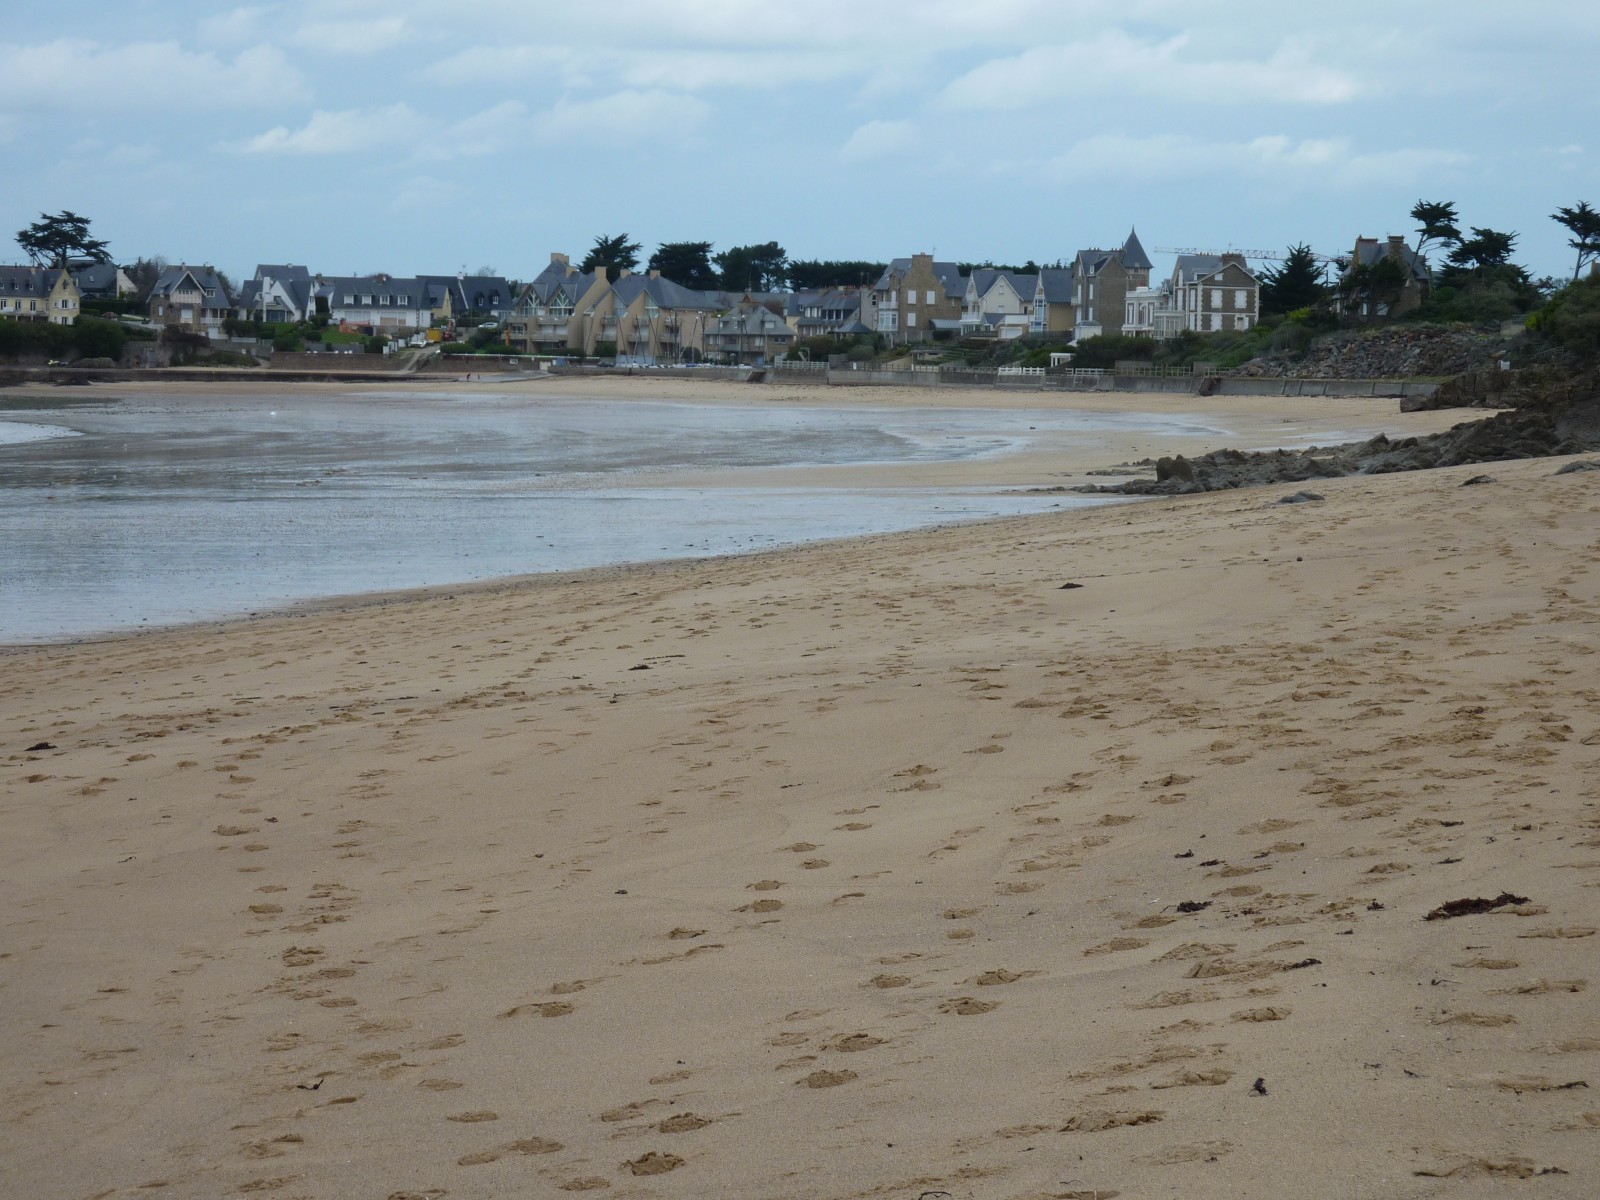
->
[237,104,422,154]
[415,102,530,161]
[199,6,276,46]
[424,44,585,86]
[0,39,303,110]
[839,120,920,164]
[939,31,1359,111]
[1036,132,1470,186]
[530,90,710,144]
[391,174,463,212]
[292,17,412,56]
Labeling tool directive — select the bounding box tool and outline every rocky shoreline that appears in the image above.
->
[1069,365,1599,496]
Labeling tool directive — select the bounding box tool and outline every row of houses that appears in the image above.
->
[0,231,1434,363]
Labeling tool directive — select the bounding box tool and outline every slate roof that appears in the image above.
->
[613,273,723,311]
[0,266,69,298]
[1037,267,1075,303]
[874,257,964,299]
[712,305,793,335]
[320,275,433,309]
[1121,228,1153,271]
[72,262,122,295]
[149,265,231,305]
[1172,254,1223,285]
[1351,237,1430,282]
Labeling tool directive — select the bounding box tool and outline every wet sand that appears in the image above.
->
[3,380,1596,1198]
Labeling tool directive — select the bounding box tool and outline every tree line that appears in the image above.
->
[577,233,886,293]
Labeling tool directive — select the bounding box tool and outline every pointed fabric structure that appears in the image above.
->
[1121,228,1153,272]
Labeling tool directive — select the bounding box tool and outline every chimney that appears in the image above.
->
[618,268,631,279]
[649,269,661,280]
[551,252,569,267]
[1387,235,1407,260]
[1220,252,1246,268]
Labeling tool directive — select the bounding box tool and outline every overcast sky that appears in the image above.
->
[4,0,1597,284]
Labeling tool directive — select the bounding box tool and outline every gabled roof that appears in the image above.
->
[320,275,434,309]
[1172,254,1223,286]
[712,304,792,334]
[150,265,231,304]
[255,263,310,283]
[874,257,963,298]
[0,265,70,296]
[613,273,723,311]
[1351,237,1430,282]
[72,262,122,292]
[1037,267,1075,303]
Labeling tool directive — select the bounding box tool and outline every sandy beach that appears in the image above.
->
[3,380,1597,1199]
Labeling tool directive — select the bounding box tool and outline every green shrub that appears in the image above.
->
[1530,276,1600,360]
[204,350,262,367]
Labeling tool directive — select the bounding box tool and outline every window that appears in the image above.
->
[906,291,916,306]
[1210,289,1222,308]
[1235,289,1248,309]
[907,312,917,328]
[926,290,935,305]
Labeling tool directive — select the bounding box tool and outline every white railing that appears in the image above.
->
[997,365,1045,376]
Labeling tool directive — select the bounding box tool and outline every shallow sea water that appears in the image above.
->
[0,390,1208,643]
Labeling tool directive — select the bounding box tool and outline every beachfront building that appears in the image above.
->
[0,266,81,324]
[707,302,795,365]
[235,264,315,324]
[613,272,724,364]
[504,254,608,354]
[1071,229,1153,341]
[72,262,136,301]
[1170,253,1260,333]
[316,275,441,332]
[1031,267,1076,336]
[1338,235,1432,319]
[146,265,231,338]
[418,274,515,324]
[960,269,1039,339]
[785,287,871,341]
[1121,253,1261,339]
[869,254,965,345]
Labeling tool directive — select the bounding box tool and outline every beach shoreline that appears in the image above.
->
[1,376,1487,647]
[5,381,1595,1199]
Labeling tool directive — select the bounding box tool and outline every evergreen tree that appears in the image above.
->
[1552,201,1600,281]
[580,233,641,277]
[1409,200,1461,269]
[647,241,717,289]
[786,259,887,290]
[714,241,787,291]
[1258,244,1327,314]
[16,210,112,269]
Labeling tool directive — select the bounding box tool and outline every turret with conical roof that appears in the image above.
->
[1121,227,1153,272]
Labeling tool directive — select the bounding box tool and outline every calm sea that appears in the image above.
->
[0,389,1205,643]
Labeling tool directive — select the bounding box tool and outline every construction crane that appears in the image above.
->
[1155,245,1339,263]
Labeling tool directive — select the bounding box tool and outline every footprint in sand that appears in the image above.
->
[657,1113,711,1133]
[447,1111,499,1123]
[868,974,911,989]
[625,1151,684,1175]
[1059,1110,1164,1132]
[797,1069,857,1088]
[1084,938,1150,956]
[826,1033,886,1053]
[939,997,999,1015]
[972,969,1038,986]
[500,1001,574,1018]
[736,899,783,913]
